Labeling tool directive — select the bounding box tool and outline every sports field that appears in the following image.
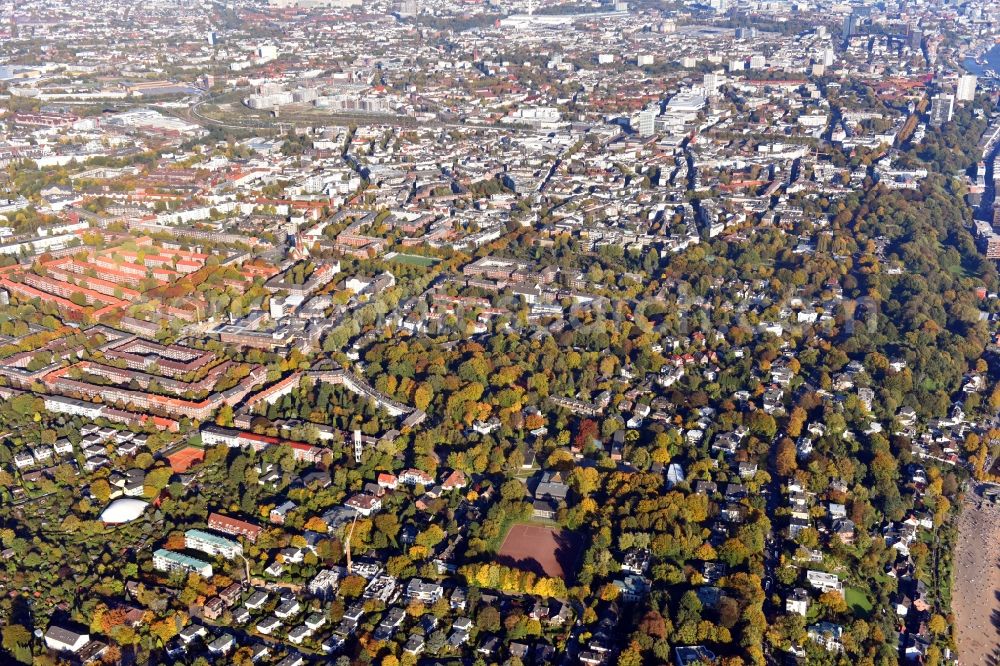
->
[497,523,581,580]
[388,253,439,267]
[166,446,205,473]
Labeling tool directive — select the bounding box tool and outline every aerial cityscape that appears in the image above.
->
[0,0,999,664]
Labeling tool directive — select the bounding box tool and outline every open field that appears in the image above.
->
[845,587,873,617]
[954,486,1000,666]
[497,523,581,580]
[388,253,440,267]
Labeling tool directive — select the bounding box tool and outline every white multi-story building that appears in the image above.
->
[786,588,809,616]
[930,94,954,126]
[957,74,977,102]
[406,578,444,603]
[257,44,278,61]
[805,570,843,594]
[703,72,723,97]
[185,529,243,560]
[153,549,214,578]
[636,105,658,137]
[44,626,90,653]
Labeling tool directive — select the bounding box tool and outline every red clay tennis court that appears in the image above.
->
[498,523,580,580]
[166,446,204,473]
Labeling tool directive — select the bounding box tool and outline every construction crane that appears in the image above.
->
[345,514,358,574]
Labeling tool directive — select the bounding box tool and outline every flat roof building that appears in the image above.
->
[153,548,214,579]
[185,529,244,560]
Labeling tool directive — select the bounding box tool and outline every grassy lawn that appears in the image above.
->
[389,253,440,267]
[845,587,873,616]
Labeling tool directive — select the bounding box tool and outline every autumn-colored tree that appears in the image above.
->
[774,438,797,477]
[149,612,186,644]
[693,542,717,561]
[719,537,751,566]
[90,478,111,503]
[617,641,643,666]
[477,605,501,632]
[1,624,31,653]
[818,590,848,614]
[990,383,1000,411]
[215,404,234,427]
[928,614,948,635]
[164,532,187,550]
[415,524,446,549]
[787,407,807,438]
[525,413,545,430]
[573,419,599,451]
[146,466,174,490]
[338,574,366,598]
[748,411,777,439]
[597,582,620,601]
[100,607,129,633]
[100,644,122,665]
[568,466,600,497]
[231,647,255,666]
[413,383,433,411]
[637,610,667,639]
[303,516,328,533]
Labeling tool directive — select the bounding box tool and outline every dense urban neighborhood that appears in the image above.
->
[2,0,1000,665]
